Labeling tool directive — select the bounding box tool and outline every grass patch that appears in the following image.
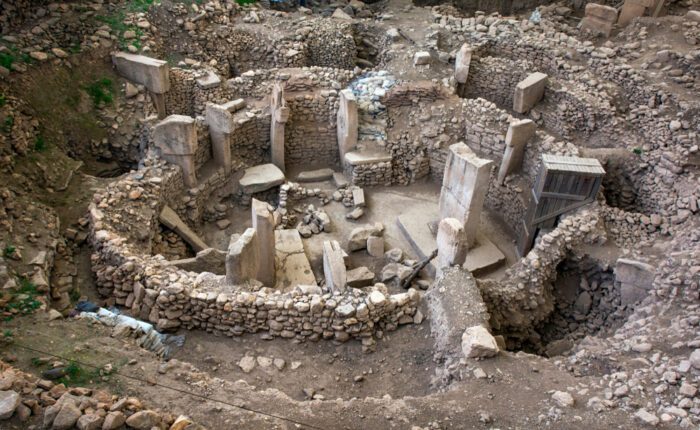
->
[84,78,114,108]
[0,94,5,108]
[96,12,145,51]
[127,0,160,12]
[57,361,118,386]
[3,244,15,258]
[1,278,42,322]
[632,147,643,156]
[236,0,256,5]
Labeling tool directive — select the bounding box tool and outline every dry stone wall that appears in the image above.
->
[88,159,421,345]
[285,91,340,166]
[479,205,607,339]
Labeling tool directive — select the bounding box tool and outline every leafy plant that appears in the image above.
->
[2,329,11,338]
[3,245,15,258]
[632,147,643,155]
[0,52,15,70]
[236,0,256,5]
[0,94,6,107]
[2,115,13,133]
[84,78,114,108]
[34,135,47,152]
[58,361,117,386]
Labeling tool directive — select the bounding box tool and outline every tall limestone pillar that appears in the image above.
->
[252,198,276,287]
[439,143,493,248]
[270,83,289,172]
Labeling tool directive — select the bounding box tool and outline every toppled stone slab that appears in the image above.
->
[158,206,208,252]
[239,164,285,194]
[425,267,490,357]
[347,266,375,288]
[323,240,347,293]
[296,168,334,182]
[275,229,316,290]
[168,248,226,275]
[462,325,499,359]
[196,70,221,89]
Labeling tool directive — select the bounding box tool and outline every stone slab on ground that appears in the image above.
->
[275,229,317,290]
[463,237,506,276]
[397,206,438,277]
[296,168,334,183]
[239,164,285,194]
[344,150,392,166]
[158,206,208,252]
[398,206,505,277]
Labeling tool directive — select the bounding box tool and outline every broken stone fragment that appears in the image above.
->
[461,325,499,359]
[551,391,575,408]
[348,222,384,251]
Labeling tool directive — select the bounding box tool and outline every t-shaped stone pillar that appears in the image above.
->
[337,89,358,166]
[112,52,170,119]
[252,198,276,287]
[497,119,536,184]
[225,229,260,285]
[153,115,198,188]
[205,99,246,171]
[270,83,289,172]
[439,143,493,249]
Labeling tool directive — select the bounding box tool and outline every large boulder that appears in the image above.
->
[461,325,499,358]
[125,410,161,429]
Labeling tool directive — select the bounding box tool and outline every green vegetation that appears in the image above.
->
[3,244,15,258]
[127,0,159,12]
[0,94,6,107]
[95,11,145,51]
[0,43,34,70]
[69,288,81,303]
[34,135,47,152]
[235,0,255,4]
[58,361,117,386]
[2,115,13,134]
[1,278,42,322]
[632,147,643,156]
[2,329,12,338]
[84,78,114,108]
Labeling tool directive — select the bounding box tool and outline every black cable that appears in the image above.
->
[10,342,326,430]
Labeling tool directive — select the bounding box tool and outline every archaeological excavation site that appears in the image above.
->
[0,0,699,428]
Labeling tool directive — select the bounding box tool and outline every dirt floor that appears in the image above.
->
[1,312,644,430]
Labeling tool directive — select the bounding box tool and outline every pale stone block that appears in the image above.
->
[513,72,548,114]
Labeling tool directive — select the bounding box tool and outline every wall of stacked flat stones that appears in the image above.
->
[165,69,196,117]
[230,113,271,167]
[307,24,356,70]
[383,83,458,185]
[194,122,212,170]
[478,32,696,219]
[463,56,530,110]
[478,206,606,338]
[346,162,393,187]
[90,193,420,340]
[284,92,340,166]
[0,0,47,33]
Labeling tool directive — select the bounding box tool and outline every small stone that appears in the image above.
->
[634,409,659,426]
[238,356,256,373]
[52,401,82,430]
[551,391,575,408]
[461,325,499,359]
